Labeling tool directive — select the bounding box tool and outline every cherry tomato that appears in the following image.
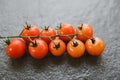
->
[40,26,56,44]
[28,38,48,59]
[5,38,26,59]
[58,23,75,42]
[20,24,40,43]
[85,37,105,56]
[76,23,93,42]
[67,39,85,58]
[49,39,66,56]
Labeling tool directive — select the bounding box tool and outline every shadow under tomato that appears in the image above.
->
[7,49,32,70]
[30,57,48,71]
[84,52,103,66]
[28,52,65,70]
[66,53,86,68]
[66,51,103,68]
[47,52,67,65]
[7,54,28,71]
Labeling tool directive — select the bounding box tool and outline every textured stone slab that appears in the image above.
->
[0,0,120,80]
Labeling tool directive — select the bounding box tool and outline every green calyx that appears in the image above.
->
[72,40,78,47]
[44,26,50,31]
[25,22,31,30]
[78,24,83,30]
[91,38,95,44]
[53,42,60,50]
[56,23,62,30]
[5,39,10,45]
[59,23,62,29]
[32,40,37,47]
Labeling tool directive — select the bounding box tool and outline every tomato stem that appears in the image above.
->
[0,33,91,39]
[19,28,25,36]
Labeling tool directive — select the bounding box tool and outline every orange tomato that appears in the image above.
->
[28,39,48,59]
[67,39,85,58]
[58,23,75,42]
[5,38,26,59]
[21,24,40,43]
[40,26,56,44]
[49,39,66,56]
[85,37,105,56]
[76,23,93,42]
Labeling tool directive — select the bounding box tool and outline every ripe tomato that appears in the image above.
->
[28,38,48,59]
[67,39,85,58]
[5,38,26,59]
[58,23,75,42]
[40,26,56,44]
[49,39,66,56]
[76,23,93,42]
[20,24,40,43]
[85,37,105,56]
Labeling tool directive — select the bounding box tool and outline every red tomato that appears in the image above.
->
[28,39,48,59]
[40,26,56,44]
[5,38,26,59]
[76,23,93,42]
[58,23,75,42]
[67,39,85,58]
[20,24,40,43]
[85,37,105,56]
[49,39,66,56]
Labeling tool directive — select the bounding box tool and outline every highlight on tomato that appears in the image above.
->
[67,39,85,58]
[40,26,56,44]
[28,38,48,59]
[5,38,26,59]
[58,23,75,42]
[20,23,40,43]
[76,23,93,42]
[85,37,105,56]
[49,39,66,56]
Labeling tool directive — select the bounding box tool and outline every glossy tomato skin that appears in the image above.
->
[40,27,56,44]
[21,24,40,43]
[76,23,93,42]
[28,39,48,59]
[67,39,85,58]
[85,37,105,56]
[5,38,26,59]
[58,23,75,42]
[49,39,66,56]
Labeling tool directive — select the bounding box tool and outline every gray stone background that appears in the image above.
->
[0,0,120,80]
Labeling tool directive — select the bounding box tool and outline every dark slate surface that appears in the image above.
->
[0,0,120,80]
